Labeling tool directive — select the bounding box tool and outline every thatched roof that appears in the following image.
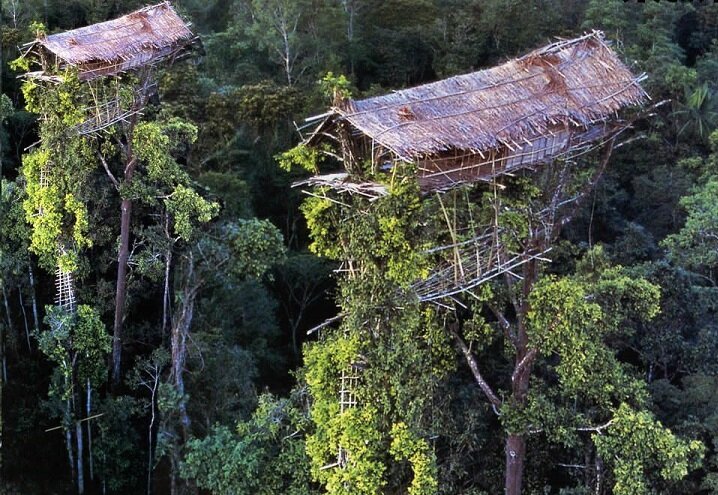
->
[30,2,193,80]
[317,31,647,161]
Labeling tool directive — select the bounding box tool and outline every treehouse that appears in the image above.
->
[21,1,195,135]
[21,3,196,317]
[304,31,647,194]
[302,31,649,305]
[24,2,193,81]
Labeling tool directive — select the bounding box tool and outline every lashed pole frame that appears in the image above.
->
[303,114,634,306]
[69,42,189,136]
[412,130,623,307]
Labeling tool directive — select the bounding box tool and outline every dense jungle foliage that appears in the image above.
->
[2,1,718,494]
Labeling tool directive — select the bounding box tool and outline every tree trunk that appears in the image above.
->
[346,1,356,75]
[76,419,84,494]
[171,262,197,442]
[0,297,4,385]
[170,453,178,495]
[65,399,76,488]
[503,257,539,495]
[111,104,142,385]
[1,284,8,383]
[505,349,532,495]
[29,261,40,334]
[290,307,303,358]
[112,196,133,384]
[505,434,526,495]
[147,377,157,495]
[167,254,200,495]
[18,290,31,352]
[162,214,172,338]
[86,380,94,481]
[66,426,75,486]
[2,284,14,354]
[595,453,604,495]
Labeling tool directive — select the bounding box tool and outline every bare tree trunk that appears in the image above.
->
[1,284,13,348]
[18,290,31,352]
[503,256,539,495]
[170,453,178,495]
[86,380,94,481]
[1,284,11,382]
[147,373,158,495]
[111,81,149,385]
[290,306,304,358]
[504,350,533,495]
[505,434,526,495]
[76,419,84,495]
[65,399,76,488]
[29,261,40,334]
[171,256,197,442]
[8,0,20,28]
[281,28,293,86]
[0,298,4,385]
[112,195,133,384]
[341,0,357,74]
[165,254,201,495]
[111,114,143,385]
[99,427,107,495]
[505,347,534,495]
[347,5,355,43]
[595,453,604,495]
[162,212,173,338]
[271,3,300,86]
[66,426,75,485]
[0,318,3,486]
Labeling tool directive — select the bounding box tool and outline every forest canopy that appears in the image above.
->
[2,1,718,494]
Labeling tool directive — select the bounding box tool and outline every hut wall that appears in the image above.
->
[417,150,508,192]
[504,131,570,169]
[416,129,572,192]
[61,44,185,81]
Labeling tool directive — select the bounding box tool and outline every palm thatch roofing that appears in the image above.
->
[26,2,194,81]
[308,31,647,163]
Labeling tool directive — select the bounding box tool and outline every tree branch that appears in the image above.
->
[450,327,502,408]
[576,419,614,433]
[488,302,517,349]
[503,271,523,324]
[511,348,537,384]
[306,313,344,335]
[97,152,120,189]
[557,138,615,233]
